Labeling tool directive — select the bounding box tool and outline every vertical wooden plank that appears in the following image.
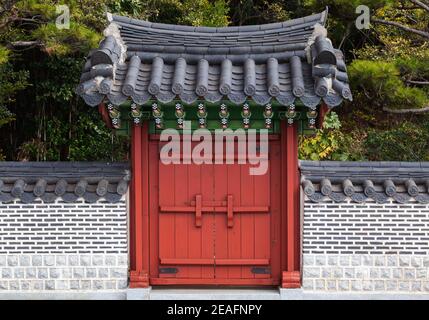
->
[253,140,270,279]
[174,161,189,278]
[201,162,215,279]
[226,161,242,279]
[280,121,301,287]
[280,122,288,272]
[141,122,150,278]
[291,125,301,272]
[129,129,137,272]
[129,125,149,287]
[133,125,143,272]
[149,139,159,278]
[240,162,255,279]
[286,124,299,272]
[213,160,228,279]
[158,142,176,278]
[187,156,203,279]
[270,140,282,281]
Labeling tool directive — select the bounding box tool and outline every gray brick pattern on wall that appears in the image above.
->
[0,254,128,291]
[0,198,128,292]
[303,199,429,255]
[302,197,429,293]
[0,199,127,254]
[302,254,429,292]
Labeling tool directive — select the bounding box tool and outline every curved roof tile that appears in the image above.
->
[77,9,352,108]
[0,162,130,204]
[300,161,429,204]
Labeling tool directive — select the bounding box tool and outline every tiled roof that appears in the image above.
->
[300,161,429,204]
[77,9,352,108]
[0,162,130,204]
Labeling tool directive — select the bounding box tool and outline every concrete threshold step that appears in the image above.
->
[127,288,429,300]
[129,287,282,300]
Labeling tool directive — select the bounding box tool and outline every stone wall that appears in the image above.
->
[0,199,128,291]
[302,198,429,292]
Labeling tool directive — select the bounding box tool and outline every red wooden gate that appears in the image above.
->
[130,123,301,288]
[149,137,282,285]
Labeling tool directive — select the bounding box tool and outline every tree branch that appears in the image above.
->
[0,15,41,30]
[7,40,42,49]
[16,17,42,24]
[383,106,429,113]
[410,0,429,12]
[339,22,353,49]
[407,80,429,85]
[372,18,429,39]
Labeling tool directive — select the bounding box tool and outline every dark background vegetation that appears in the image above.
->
[0,0,428,162]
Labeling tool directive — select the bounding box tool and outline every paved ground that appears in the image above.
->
[1,288,429,300]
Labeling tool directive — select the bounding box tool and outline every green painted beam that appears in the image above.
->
[106,99,319,136]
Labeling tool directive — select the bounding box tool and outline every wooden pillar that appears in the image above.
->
[281,121,301,288]
[317,102,330,129]
[129,122,150,287]
[98,103,113,129]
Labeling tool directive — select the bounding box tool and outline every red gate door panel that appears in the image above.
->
[213,155,274,280]
[158,158,215,279]
[152,138,281,285]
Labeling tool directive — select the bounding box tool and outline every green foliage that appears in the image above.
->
[0,106,15,128]
[16,0,58,19]
[107,0,147,19]
[0,61,28,129]
[180,0,230,27]
[397,54,429,81]
[0,0,428,162]
[42,111,129,161]
[229,0,291,25]
[0,62,29,107]
[32,22,101,55]
[15,107,129,161]
[17,138,47,162]
[0,0,129,161]
[9,53,129,161]
[365,122,429,161]
[67,113,129,161]
[11,1,105,55]
[0,45,27,130]
[302,0,429,115]
[17,0,110,31]
[302,0,393,20]
[299,112,360,161]
[349,60,428,110]
[34,56,85,103]
[0,46,10,64]
[396,52,429,97]
[108,0,230,27]
[322,111,341,130]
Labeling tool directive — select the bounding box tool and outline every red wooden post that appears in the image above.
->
[129,122,150,287]
[141,121,150,279]
[98,103,113,129]
[281,121,301,288]
[317,103,330,129]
